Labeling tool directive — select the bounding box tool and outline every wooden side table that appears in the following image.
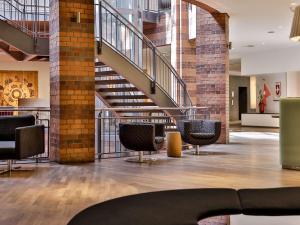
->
[166,132,182,158]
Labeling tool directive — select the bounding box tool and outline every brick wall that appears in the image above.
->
[172,0,229,144]
[196,9,229,143]
[49,0,95,163]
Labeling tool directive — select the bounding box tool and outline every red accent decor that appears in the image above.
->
[263,84,271,105]
[259,103,265,114]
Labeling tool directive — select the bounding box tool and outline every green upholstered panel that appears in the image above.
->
[280,98,300,169]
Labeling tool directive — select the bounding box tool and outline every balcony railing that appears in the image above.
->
[0,0,49,38]
[0,106,208,161]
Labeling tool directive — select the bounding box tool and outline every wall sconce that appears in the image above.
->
[71,12,81,23]
[231,91,234,106]
[290,5,300,41]
[250,76,257,109]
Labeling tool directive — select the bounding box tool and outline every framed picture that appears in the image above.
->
[275,82,281,97]
[274,82,281,100]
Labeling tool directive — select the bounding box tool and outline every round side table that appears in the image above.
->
[166,132,182,158]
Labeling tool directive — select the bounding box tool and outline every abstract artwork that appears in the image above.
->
[0,71,38,107]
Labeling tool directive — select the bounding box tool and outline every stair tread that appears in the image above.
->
[111,102,156,106]
[95,61,105,67]
[95,79,129,85]
[116,109,163,113]
[97,87,139,92]
[105,95,148,100]
[95,71,119,76]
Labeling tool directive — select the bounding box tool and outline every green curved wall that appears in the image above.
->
[280,98,300,169]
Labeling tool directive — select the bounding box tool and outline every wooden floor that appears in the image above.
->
[1,130,300,225]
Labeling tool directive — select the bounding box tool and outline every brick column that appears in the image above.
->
[49,0,95,163]
[196,9,229,144]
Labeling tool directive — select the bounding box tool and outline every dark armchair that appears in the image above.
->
[177,120,221,155]
[0,115,45,174]
[119,123,165,162]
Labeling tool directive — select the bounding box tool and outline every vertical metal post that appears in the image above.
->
[97,1,102,54]
[151,47,156,94]
[97,111,102,159]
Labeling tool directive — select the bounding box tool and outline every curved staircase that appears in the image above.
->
[0,0,193,118]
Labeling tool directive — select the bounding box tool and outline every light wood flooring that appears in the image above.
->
[1,130,300,225]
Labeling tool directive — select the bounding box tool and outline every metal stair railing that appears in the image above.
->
[0,0,192,108]
[0,0,49,38]
[95,0,192,108]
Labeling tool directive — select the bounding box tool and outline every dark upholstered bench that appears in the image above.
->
[68,187,300,225]
[0,115,45,174]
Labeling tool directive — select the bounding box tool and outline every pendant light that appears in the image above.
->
[290,5,300,41]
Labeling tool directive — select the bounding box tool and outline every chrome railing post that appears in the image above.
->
[97,111,102,159]
[151,46,156,94]
[97,1,102,54]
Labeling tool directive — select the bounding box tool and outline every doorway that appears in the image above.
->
[239,87,248,120]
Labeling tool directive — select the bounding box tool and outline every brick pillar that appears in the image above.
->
[171,0,197,104]
[196,9,229,144]
[49,0,95,163]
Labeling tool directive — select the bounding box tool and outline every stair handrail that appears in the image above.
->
[0,0,49,38]
[96,0,192,108]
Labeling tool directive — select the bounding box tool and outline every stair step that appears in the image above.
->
[95,71,119,77]
[105,95,148,100]
[95,79,129,85]
[116,109,162,114]
[95,61,105,67]
[111,102,156,107]
[97,87,139,92]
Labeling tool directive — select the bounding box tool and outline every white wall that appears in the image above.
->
[242,46,300,75]
[287,71,300,97]
[255,73,286,114]
[0,61,50,105]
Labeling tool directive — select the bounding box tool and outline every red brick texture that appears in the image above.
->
[196,9,229,144]
[49,0,95,163]
[172,1,229,144]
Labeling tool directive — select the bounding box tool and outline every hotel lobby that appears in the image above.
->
[1,0,300,225]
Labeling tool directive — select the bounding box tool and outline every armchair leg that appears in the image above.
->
[195,146,200,155]
[139,151,144,163]
[126,151,158,163]
[0,160,35,175]
[0,160,12,175]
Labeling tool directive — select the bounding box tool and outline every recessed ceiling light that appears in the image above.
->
[268,31,276,34]
[262,42,265,45]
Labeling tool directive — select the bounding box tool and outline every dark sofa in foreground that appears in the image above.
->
[0,115,45,174]
[68,187,300,225]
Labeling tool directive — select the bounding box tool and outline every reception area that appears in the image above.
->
[2,0,300,225]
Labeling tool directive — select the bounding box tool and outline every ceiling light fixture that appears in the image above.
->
[290,5,300,41]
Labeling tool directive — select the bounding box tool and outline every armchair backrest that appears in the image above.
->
[119,123,157,151]
[0,115,35,141]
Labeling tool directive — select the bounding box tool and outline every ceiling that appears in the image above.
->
[197,0,300,59]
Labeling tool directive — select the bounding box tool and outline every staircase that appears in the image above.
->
[0,0,49,61]
[0,0,193,119]
[94,1,192,118]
